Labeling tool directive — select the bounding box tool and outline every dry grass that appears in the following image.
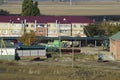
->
[0,2,120,15]
[0,60,120,80]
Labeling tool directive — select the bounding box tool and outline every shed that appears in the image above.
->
[0,48,15,60]
[16,45,46,59]
[0,39,16,60]
[110,32,120,60]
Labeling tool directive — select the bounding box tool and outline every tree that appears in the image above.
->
[85,21,120,37]
[18,32,37,46]
[85,22,105,37]
[100,21,120,36]
[21,0,40,16]
[32,1,40,16]
[0,9,9,15]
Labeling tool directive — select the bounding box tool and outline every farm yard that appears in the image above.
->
[0,2,120,15]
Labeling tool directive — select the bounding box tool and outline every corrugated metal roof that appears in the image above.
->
[110,31,120,40]
[0,16,93,24]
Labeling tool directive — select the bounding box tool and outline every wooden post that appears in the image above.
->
[59,36,61,57]
[95,40,97,47]
[72,41,74,68]
[0,38,2,59]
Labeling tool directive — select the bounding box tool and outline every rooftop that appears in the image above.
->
[110,31,120,40]
[0,16,93,24]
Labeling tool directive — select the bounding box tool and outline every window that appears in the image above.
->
[80,25,83,28]
[48,24,50,27]
[12,30,20,34]
[39,30,43,32]
[31,25,34,27]
[25,24,28,27]
[73,25,76,28]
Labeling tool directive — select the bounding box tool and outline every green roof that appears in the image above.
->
[110,32,120,40]
[1,36,109,41]
[17,45,46,50]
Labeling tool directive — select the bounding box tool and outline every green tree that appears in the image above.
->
[32,1,40,16]
[107,24,120,36]
[85,22,105,37]
[85,21,120,37]
[21,0,40,16]
[0,9,9,15]
[101,21,120,36]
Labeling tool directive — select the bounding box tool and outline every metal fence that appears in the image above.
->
[16,49,46,58]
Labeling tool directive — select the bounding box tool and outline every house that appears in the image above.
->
[46,16,93,37]
[0,16,25,37]
[110,31,120,60]
[0,22,24,37]
[0,16,93,37]
[35,23,47,36]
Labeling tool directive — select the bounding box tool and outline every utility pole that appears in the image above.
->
[56,20,61,57]
[70,0,72,6]
[72,41,74,68]
[58,22,61,57]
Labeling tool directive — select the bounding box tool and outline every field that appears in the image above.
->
[0,58,120,80]
[0,2,120,15]
[0,46,120,80]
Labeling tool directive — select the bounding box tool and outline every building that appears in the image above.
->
[34,22,47,36]
[72,23,87,37]
[110,31,120,60]
[0,22,24,37]
[0,16,93,37]
[46,16,93,37]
